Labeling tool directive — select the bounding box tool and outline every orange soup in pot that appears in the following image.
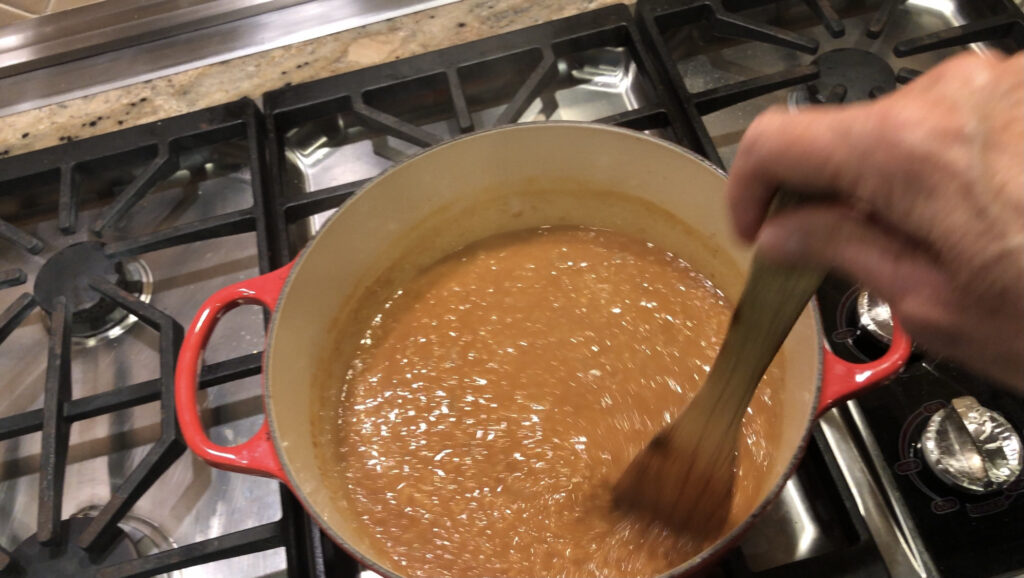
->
[315,226,783,577]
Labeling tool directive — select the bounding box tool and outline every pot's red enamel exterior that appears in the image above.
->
[174,262,910,480]
[174,262,293,482]
[817,322,910,417]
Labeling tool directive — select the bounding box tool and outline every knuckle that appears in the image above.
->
[736,106,802,175]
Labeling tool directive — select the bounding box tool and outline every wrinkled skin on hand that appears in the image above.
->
[725,52,1024,391]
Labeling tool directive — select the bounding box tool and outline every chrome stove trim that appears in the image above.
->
[819,405,937,578]
[0,0,462,117]
[0,0,313,80]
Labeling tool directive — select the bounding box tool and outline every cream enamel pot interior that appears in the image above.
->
[174,123,910,577]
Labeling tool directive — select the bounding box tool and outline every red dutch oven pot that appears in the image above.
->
[174,123,911,577]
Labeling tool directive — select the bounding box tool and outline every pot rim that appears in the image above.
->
[263,121,826,578]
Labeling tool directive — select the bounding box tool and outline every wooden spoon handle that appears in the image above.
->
[682,190,826,433]
[613,190,828,535]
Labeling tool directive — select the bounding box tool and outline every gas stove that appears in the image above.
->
[1,1,1023,577]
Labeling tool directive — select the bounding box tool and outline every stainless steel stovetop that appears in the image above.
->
[1,1,1022,576]
[0,135,279,576]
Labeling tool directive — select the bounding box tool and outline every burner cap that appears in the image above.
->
[5,516,137,577]
[809,48,896,103]
[34,241,120,316]
[33,242,152,343]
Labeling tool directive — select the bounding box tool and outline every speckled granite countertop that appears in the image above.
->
[0,0,624,157]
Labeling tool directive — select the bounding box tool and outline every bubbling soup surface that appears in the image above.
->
[316,226,782,577]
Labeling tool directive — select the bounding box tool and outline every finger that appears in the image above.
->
[757,205,1023,389]
[902,50,1006,94]
[725,104,874,242]
[755,204,948,311]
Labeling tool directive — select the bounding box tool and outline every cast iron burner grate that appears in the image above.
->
[0,99,318,577]
[4,516,137,577]
[261,4,697,267]
[637,0,1024,168]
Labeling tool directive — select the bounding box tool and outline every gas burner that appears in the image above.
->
[808,48,897,103]
[72,505,181,578]
[33,241,153,345]
[4,516,137,577]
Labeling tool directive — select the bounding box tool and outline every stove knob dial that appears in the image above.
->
[856,289,892,344]
[921,396,1023,494]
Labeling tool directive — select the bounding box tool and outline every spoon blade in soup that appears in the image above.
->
[612,190,825,537]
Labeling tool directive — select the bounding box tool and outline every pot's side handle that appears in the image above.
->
[174,262,295,481]
[816,319,913,417]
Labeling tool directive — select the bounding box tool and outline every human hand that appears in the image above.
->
[724,51,1024,390]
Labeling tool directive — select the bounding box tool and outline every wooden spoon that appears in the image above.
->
[612,189,826,537]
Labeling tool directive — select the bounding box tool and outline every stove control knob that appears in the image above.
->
[857,289,892,344]
[921,396,1023,494]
